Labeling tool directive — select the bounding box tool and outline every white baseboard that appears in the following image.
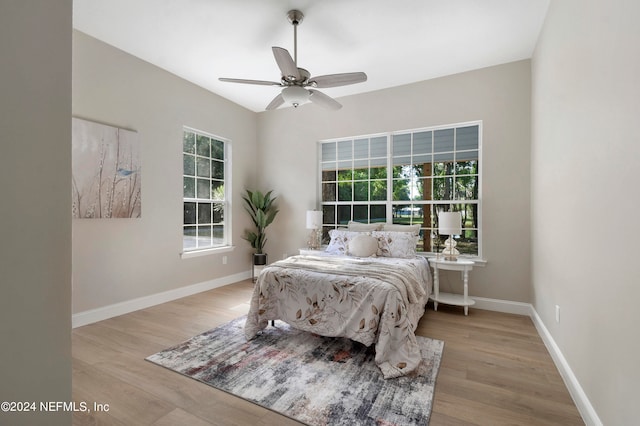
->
[471,296,532,315]
[528,307,603,426]
[72,270,251,328]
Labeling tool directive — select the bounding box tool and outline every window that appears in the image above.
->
[320,122,481,257]
[182,128,230,252]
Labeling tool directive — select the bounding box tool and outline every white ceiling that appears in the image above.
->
[73,0,550,113]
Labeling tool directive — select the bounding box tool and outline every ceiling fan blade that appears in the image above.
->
[265,93,285,110]
[218,77,281,86]
[308,89,342,110]
[309,72,367,88]
[272,47,300,81]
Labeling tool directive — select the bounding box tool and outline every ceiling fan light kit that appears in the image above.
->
[219,9,367,111]
[281,85,310,107]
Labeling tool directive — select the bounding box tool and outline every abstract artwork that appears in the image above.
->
[72,117,141,218]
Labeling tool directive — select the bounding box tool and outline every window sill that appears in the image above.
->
[181,245,235,260]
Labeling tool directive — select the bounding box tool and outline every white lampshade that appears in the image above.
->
[281,86,310,107]
[306,210,323,229]
[438,211,462,235]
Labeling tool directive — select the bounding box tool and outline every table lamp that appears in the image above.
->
[438,211,462,261]
[306,210,323,249]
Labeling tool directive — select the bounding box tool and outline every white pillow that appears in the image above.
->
[382,223,421,235]
[348,221,383,232]
[326,229,362,255]
[371,231,418,258]
[348,234,378,257]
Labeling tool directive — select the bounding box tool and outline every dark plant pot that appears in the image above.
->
[253,253,267,266]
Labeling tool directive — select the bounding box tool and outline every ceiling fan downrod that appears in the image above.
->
[287,10,304,67]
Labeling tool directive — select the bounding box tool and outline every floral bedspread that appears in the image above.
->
[244,254,432,379]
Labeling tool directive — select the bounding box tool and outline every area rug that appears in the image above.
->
[146,316,444,425]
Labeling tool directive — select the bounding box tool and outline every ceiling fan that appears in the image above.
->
[219,10,367,111]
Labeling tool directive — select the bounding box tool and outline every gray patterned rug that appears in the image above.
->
[146,316,443,425]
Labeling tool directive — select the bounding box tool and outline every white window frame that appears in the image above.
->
[181,126,233,257]
[319,121,483,260]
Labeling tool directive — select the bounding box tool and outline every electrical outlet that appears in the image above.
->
[222,256,227,265]
[555,305,560,323]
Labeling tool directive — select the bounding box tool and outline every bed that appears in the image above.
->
[244,228,432,379]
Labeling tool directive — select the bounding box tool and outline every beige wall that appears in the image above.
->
[532,0,640,424]
[72,32,258,314]
[0,2,72,425]
[257,60,532,302]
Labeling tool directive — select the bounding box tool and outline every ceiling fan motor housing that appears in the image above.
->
[282,68,310,85]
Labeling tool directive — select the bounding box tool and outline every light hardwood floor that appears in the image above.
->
[72,280,584,425]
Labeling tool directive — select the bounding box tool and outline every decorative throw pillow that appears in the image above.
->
[326,229,363,255]
[371,231,418,258]
[382,223,421,235]
[348,221,384,232]
[348,234,378,257]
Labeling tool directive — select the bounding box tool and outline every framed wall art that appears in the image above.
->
[72,117,141,218]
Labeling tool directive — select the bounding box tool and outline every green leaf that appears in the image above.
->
[241,189,279,254]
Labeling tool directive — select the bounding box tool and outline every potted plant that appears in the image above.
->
[241,189,279,266]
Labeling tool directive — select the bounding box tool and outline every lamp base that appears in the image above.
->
[307,228,321,250]
[442,236,460,261]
